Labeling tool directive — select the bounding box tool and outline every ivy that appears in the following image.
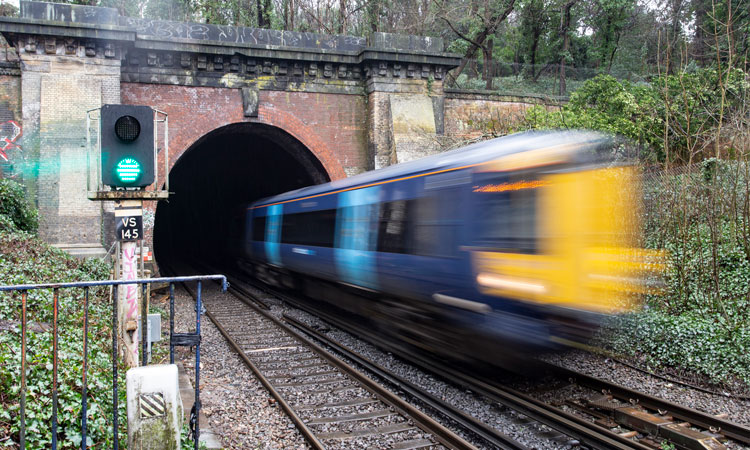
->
[0,179,38,234]
[0,191,200,448]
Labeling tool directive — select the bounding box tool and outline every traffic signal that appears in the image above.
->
[101,104,155,188]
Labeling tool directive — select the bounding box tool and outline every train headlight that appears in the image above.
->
[476,273,547,294]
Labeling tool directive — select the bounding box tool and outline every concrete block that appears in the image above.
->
[126,364,183,450]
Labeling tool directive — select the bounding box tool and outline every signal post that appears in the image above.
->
[87,104,169,368]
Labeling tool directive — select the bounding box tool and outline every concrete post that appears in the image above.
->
[126,364,183,449]
[116,199,145,368]
[120,240,139,367]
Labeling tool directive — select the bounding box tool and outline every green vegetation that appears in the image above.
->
[0,178,38,234]
[0,179,198,448]
[0,179,123,448]
[46,0,749,97]
[524,69,750,163]
[522,70,750,387]
[618,162,750,385]
[454,72,589,97]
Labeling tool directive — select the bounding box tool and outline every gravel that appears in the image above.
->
[168,283,750,449]
[280,301,571,450]
[169,286,307,450]
[543,350,750,426]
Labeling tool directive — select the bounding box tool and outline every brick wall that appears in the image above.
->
[121,83,245,249]
[259,90,366,178]
[444,92,561,142]
[121,84,363,181]
[121,83,246,181]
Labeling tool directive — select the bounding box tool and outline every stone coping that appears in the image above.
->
[16,0,458,61]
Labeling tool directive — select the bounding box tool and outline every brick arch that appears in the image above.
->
[122,84,347,183]
[257,106,347,181]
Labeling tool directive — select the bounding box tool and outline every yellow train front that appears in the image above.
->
[244,131,662,366]
[470,139,661,357]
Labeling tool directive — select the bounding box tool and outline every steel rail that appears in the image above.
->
[283,313,529,450]
[182,277,480,450]
[178,278,325,450]
[203,305,327,449]
[192,266,748,448]
[223,283,479,450]
[245,280,652,450]
[546,363,750,445]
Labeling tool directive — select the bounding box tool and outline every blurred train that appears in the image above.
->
[237,130,661,365]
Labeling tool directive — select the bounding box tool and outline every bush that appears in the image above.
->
[602,163,750,387]
[523,74,663,160]
[604,311,750,385]
[522,68,750,163]
[0,178,38,234]
[0,226,122,447]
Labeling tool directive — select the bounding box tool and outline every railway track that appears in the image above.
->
[217,274,648,449]
[220,274,750,450]
[536,364,750,449]
[180,280,486,450]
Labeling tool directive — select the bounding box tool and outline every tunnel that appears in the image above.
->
[153,122,330,273]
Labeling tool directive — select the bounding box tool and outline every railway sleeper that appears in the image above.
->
[580,396,727,450]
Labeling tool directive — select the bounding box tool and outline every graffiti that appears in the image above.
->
[0,119,21,162]
[119,17,366,52]
[122,242,139,357]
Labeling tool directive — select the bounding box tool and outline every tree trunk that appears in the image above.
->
[367,0,379,32]
[257,0,271,28]
[290,0,295,30]
[559,0,576,95]
[339,0,346,33]
[484,38,494,89]
[529,29,540,78]
[692,0,708,65]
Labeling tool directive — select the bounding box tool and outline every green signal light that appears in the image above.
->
[115,157,142,184]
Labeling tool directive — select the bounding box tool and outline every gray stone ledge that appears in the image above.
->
[368,32,443,53]
[134,37,362,63]
[11,1,456,59]
[22,1,118,26]
[0,17,135,41]
[0,60,20,75]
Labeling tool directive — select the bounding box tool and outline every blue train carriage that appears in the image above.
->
[244,130,663,363]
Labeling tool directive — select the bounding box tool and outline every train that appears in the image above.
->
[237,130,660,365]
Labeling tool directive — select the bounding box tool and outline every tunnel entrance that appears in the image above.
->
[154,122,330,272]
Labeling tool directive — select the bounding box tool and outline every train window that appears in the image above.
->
[475,177,538,253]
[337,204,379,251]
[281,209,337,247]
[377,200,412,254]
[413,192,460,258]
[252,216,266,241]
[377,195,459,257]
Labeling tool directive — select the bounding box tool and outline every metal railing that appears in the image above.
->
[0,274,227,450]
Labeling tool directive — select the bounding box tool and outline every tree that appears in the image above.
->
[0,1,18,17]
[258,0,272,27]
[558,0,577,94]
[519,0,553,79]
[437,0,517,88]
[588,0,635,71]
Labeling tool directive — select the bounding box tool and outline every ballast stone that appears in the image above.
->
[126,364,183,450]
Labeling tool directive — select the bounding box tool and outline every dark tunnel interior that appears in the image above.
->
[153,122,330,273]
